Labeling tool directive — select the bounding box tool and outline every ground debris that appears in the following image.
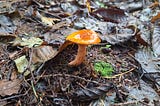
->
[0,0,160,106]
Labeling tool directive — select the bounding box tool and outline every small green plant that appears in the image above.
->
[100,44,111,49]
[105,44,111,48]
[95,0,105,8]
[100,44,112,53]
[94,61,114,76]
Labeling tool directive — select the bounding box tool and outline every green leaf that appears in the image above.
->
[94,61,114,76]
[100,44,111,50]
[105,44,111,48]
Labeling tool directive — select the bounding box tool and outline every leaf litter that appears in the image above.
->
[0,0,160,106]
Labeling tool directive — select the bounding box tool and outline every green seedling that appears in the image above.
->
[105,44,111,48]
[94,61,114,76]
[100,44,111,49]
[100,44,112,53]
[95,0,105,8]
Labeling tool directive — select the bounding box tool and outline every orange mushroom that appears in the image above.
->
[65,29,101,66]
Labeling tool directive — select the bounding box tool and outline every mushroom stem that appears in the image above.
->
[58,41,73,52]
[68,44,86,66]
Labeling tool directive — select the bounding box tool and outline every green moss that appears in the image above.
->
[94,61,114,76]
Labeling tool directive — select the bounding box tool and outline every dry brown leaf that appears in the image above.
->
[151,12,160,23]
[41,16,60,27]
[32,46,59,64]
[135,32,148,46]
[0,71,21,96]
[0,79,21,96]
[25,6,60,27]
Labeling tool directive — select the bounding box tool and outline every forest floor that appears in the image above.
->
[0,0,160,106]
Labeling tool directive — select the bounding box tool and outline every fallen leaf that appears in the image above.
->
[152,20,160,57]
[126,80,159,106]
[135,47,160,73]
[41,16,60,27]
[0,79,21,96]
[25,6,60,27]
[0,15,17,35]
[151,12,160,23]
[135,32,148,46]
[69,84,113,101]
[0,1,17,14]
[14,55,35,76]
[32,46,59,64]
[92,7,127,23]
[0,15,17,43]
[20,37,43,48]
[101,25,137,44]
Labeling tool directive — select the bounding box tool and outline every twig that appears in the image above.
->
[31,80,38,98]
[28,48,35,82]
[27,73,111,86]
[104,68,136,79]
[111,100,150,106]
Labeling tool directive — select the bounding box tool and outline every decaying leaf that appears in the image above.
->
[0,15,17,42]
[0,15,17,35]
[43,27,75,44]
[14,55,35,76]
[152,18,160,57]
[20,37,43,48]
[126,80,160,106]
[32,46,59,64]
[0,71,21,96]
[0,1,17,14]
[69,84,113,101]
[92,7,127,23]
[135,47,160,73]
[25,6,60,27]
[101,25,137,44]
[0,79,21,96]
[135,31,149,46]
[41,16,60,27]
[0,72,20,100]
[73,17,108,34]
[61,2,78,14]
[151,12,160,23]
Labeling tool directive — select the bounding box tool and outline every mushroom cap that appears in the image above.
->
[66,29,101,45]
